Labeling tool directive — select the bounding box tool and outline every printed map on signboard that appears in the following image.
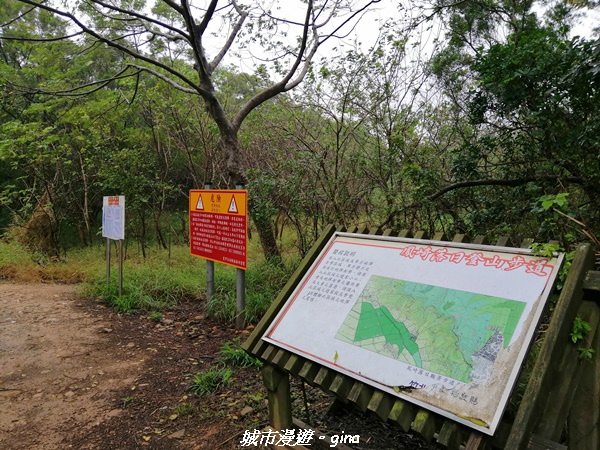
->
[263,233,563,435]
[335,278,525,384]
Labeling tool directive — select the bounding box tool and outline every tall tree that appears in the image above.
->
[1,0,381,260]
[428,0,600,242]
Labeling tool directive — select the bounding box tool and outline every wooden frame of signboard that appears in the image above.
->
[242,225,599,450]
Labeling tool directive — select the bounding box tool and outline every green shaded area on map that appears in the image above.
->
[354,302,423,367]
[335,276,526,383]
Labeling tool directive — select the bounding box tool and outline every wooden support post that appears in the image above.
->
[262,364,292,431]
[329,374,353,399]
[569,301,600,450]
[367,390,394,421]
[411,409,437,442]
[505,243,595,450]
[535,300,600,440]
[437,421,463,450]
[465,431,491,450]
[388,399,415,432]
[347,382,373,412]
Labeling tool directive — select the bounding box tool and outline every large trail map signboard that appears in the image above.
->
[263,233,563,435]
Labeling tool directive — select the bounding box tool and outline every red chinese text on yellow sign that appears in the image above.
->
[189,190,248,270]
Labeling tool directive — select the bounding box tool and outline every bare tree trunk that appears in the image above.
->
[77,150,92,246]
[219,133,282,262]
[250,208,282,263]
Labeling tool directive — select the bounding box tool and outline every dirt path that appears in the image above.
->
[0,283,444,450]
[0,283,146,449]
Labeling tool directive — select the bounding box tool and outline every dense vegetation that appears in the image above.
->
[1,0,599,265]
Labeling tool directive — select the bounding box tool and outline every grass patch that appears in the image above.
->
[1,236,298,324]
[220,339,263,368]
[189,367,233,395]
[83,245,206,313]
[0,240,89,283]
[206,258,293,323]
[172,402,196,417]
[86,264,204,313]
[148,311,163,322]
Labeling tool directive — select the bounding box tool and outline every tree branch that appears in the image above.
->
[319,0,382,46]
[127,64,201,95]
[26,67,140,97]
[208,2,248,73]
[13,0,201,94]
[0,31,85,42]
[89,0,190,42]
[378,175,585,229]
[179,0,213,84]
[232,0,316,129]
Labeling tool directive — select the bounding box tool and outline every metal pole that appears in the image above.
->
[106,237,111,289]
[236,267,246,329]
[204,182,214,302]
[235,183,246,329]
[118,240,123,297]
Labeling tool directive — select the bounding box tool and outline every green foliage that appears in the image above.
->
[570,315,595,360]
[429,0,600,243]
[2,0,599,273]
[556,250,575,291]
[571,316,591,344]
[220,338,262,369]
[536,193,570,212]
[189,367,233,395]
[578,347,596,360]
[529,242,563,259]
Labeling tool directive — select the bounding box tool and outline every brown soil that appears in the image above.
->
[0,283,442,450]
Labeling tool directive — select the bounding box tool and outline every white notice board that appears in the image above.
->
[102,196,125,240]
[263,232,563,435]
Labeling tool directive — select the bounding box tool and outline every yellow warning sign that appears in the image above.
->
[189,189,248,270]
[189,190,247,216]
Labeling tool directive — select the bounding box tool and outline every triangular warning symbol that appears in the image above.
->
[196,196,204,211]
[228,196,238,213]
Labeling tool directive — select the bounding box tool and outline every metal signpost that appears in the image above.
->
[102,195,125,297]
[189,188,248,328]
